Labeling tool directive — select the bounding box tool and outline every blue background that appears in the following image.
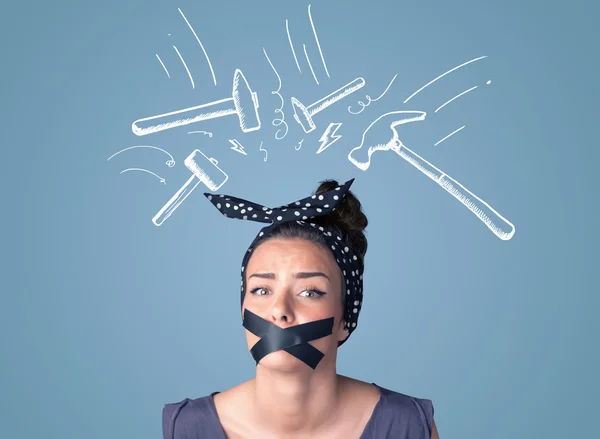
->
[2,0,597,438]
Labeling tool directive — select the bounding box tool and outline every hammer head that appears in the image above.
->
[184,149,228,191]
[348,111,426,171]
[291,97,315,133]
[232,69,261,133]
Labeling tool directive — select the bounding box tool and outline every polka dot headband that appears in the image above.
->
[203,178,364,345]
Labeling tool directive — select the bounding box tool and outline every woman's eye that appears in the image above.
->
[250,287,269,296]
[300,289,325,298]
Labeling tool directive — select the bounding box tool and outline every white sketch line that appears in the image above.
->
[178,7,217,86]
[153,149,228,226]
[172,45,195,89]
[120,168,166,184]
[303,44,319,85]
[132,69,260,136]
[347,111,514,240]
[156,54,170,79]
[259,141,268,162]
[228,139,248,155]
[435,86,478,113]
[403,56,488,103]
[307,4,330,79]
[263,48,289,140]
[107,145,175,167]
[317,122,342,154]
[295,139,304,150]
[348,74,398,115]
[434,125,465,146]
[187,130,213,137]
[291,77,365,133]
[286,19,302,73]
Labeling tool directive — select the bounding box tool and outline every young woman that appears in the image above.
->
[163,178,439,439]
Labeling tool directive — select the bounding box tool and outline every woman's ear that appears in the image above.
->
[337,319,350,343]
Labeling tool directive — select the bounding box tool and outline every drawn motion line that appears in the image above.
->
[187,130,213,137]
[303,44,319,85]
[263,48,289,140]
[173,45,195,89]
[107,145,175,167]
[120,168,166,184]
[348,74,398,115]
[347,111,515,240]
[259,141,268,162]
[308,4,330,79]
[286,19,302,73]
[155,54,170,79]
[178,8,217,85]
[434,125,465,146]
[435,86,478,113]
[404,56,488,103]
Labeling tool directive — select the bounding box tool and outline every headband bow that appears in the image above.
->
[203,178,363,345]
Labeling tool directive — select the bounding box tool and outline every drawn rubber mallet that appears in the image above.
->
[348,111,515,240]
[132,69,261,136]
[152,149,228,226]
[291,77,365,133]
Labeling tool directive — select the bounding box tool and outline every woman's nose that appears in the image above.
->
[270,293,295,324]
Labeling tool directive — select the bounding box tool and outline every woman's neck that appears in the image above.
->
[250,366,346,436]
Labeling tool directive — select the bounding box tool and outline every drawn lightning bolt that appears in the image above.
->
[316,122,343,154]
[228,139,248,156]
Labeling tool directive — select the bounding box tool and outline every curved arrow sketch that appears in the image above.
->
[120,168,166,184]
[107,145,175,167]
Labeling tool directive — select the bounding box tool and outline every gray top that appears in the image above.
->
[162,384,434,439]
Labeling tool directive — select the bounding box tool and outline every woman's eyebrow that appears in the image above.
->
[248,272,331,282]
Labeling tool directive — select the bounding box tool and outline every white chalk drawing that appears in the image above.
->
[435,86,478,113]
[187,130,213,137]
[348,111,515,240]
[317,122,342,154]
[291,77,365,133]
[295,139,304,151]
[286,19,302,74]
[404,56,488,103]
[259,141,268,162]
[132,69,261,136]
[228,139,248,156]
[178,7,217,86]
[263,48,289,140]
[107,145,176,167]
[303,44,319,85]
[153,149,228,226]
[487,80,492,85]
[172,45,195,89]
[155,54,170,79]
[348,74,398,115]
[307,4,330,79]
[434,125,466,146]
[120,168,166,184]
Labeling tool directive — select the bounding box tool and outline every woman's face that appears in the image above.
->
[242,237,348,371]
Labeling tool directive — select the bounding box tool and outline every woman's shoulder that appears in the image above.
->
[162,393,223,439]
[372,383,435,436]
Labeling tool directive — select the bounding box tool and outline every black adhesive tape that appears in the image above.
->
[242,309,334,369]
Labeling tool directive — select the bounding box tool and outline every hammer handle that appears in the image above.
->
[152,175,200,226]
[394,144,515,240]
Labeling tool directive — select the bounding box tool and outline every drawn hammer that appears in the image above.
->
[152,149,228,226]
[133,69,261,136]
[348,111,515,240]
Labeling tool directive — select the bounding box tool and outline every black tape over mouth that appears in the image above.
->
[242,309,335,369]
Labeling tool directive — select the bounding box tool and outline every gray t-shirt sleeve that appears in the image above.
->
[162,397,225,439]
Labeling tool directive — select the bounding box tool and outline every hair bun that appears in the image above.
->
[314,179,368,262]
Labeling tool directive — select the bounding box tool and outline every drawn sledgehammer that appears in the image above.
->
[152,149,228,226]
[132,69,261,136]
[291,77,365,133]
[348,111,515,240]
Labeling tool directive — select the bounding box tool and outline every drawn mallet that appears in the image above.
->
[152,149,228,226]
[291,77,365,133]
[132,69,261,136]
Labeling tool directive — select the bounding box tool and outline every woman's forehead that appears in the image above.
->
[247,238,337,271]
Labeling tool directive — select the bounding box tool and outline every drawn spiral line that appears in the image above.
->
[263,48,289,140]
[348,74,398,115]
